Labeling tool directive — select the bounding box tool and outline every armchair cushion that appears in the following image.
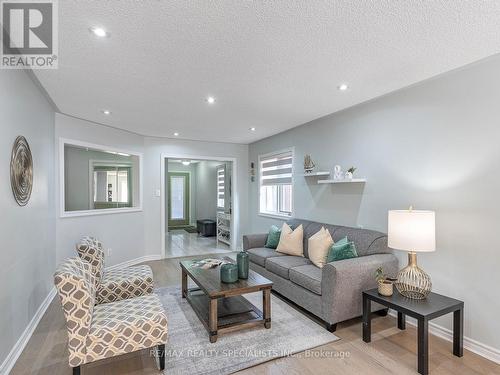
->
[76,238,104,288]
[97,265,154,304]
[87,294,168,364]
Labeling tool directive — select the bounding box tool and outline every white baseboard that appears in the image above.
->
[388,310,500,364]
[0,287,57,375]
[105,254,162,271]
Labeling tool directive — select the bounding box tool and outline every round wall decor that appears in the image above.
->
[10,136,33,206]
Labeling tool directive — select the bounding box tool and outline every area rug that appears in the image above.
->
[156,286,339,375]
[183,226,198,233]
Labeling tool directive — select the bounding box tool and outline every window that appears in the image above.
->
[217,165,225,209]
[259,149,293,217]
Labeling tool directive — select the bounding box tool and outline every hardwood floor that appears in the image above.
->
[10,254,500,375]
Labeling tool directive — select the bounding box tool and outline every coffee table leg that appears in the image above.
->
[417,318,429,375]
[263,288,271,329]
[453,307,463,357]
[398,312,406,330]
[209,298,218,343]
[181,268,187,298]
[362,294,371,343]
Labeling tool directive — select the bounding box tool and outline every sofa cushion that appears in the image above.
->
[266,256,312,279]
[276,223,304,256]
[247,247,285,267]
[332,226,387,256]
[289,265,323,295]
[307,227,334,268]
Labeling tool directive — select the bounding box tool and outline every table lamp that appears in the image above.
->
[388,207,435,299]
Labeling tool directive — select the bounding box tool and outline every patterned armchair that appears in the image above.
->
[76,236,154,304]
[54,257,168,374]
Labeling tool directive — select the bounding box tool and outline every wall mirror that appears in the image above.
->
[61,140,142,216]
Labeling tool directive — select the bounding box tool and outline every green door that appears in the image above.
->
[168,172,190,228]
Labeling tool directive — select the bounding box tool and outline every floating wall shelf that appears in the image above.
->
[301,171,330,177]
[317,178,366,184]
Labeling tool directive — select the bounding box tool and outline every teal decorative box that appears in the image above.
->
[220,263,238,283]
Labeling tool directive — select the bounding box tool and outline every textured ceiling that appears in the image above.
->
[34,1,500,144]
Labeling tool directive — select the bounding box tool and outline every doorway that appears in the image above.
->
[161,154,238,258]
[167,172,190,228]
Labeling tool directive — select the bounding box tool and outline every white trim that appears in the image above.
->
[258,212,293,220]
[58,138,144,218]
[257,146,295,218]
[0,288,57,375]
[160,153,239,257]
[105,254,162,271]
[388,310,500,364]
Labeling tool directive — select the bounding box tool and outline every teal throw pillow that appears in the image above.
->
[326,237,358,262]
[265,225,281,249]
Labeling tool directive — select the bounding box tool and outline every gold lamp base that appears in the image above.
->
[395,252,432,299]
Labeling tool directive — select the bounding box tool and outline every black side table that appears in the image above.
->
[362,288,464,375]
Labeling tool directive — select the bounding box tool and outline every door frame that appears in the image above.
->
[167,172,190,227]
[160,153,238,257]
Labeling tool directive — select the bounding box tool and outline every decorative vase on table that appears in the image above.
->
[237,250,249,279]
[220,263,238,283]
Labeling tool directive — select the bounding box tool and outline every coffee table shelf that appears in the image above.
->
[180,257,273,343]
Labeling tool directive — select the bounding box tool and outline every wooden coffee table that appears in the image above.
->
[180,256,273,343]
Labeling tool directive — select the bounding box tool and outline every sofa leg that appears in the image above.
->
[376,308,389,317]
[326,323,337,332]
[72,366,81,375]
[157,344,165,371]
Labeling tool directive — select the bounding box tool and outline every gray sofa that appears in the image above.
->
[243,219,398,331]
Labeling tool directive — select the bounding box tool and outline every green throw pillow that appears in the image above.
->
[326,237,358,262]
[265,225,281,249]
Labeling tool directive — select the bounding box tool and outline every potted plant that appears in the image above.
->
[375,267,396,296]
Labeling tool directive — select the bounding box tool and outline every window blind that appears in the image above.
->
[260,151,293,186]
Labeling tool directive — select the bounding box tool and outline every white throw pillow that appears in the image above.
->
[308,227,334,268]
[276,223,304,256]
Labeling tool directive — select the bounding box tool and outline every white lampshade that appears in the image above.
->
[388,210,436,252]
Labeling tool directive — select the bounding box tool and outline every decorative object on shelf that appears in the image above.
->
[237,250,249,279]
[333,165,343,180]
[220,263,239,283]
[303,154,315,173]
[345,166,357,180]
[10,136,33,206]
[388,207,436,299]
[375,267,396,297]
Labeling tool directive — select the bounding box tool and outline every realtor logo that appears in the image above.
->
[1,0,58,69]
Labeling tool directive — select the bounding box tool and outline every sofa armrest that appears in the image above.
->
[243,233,268,250]
[321,253,398,324]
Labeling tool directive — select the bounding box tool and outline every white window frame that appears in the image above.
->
[258,147,294,219]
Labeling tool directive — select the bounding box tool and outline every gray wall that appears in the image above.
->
[195,160,222,221]
[249,55,500,352]
[0,70,55,369]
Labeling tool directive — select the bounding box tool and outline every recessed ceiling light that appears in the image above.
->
[249,127,256,131]
[182,160,191,166]
[102,109,111,115]
[90,27,109,38]
[338,83,349,91]
[206,96,216,104]
[173,132,179,137]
